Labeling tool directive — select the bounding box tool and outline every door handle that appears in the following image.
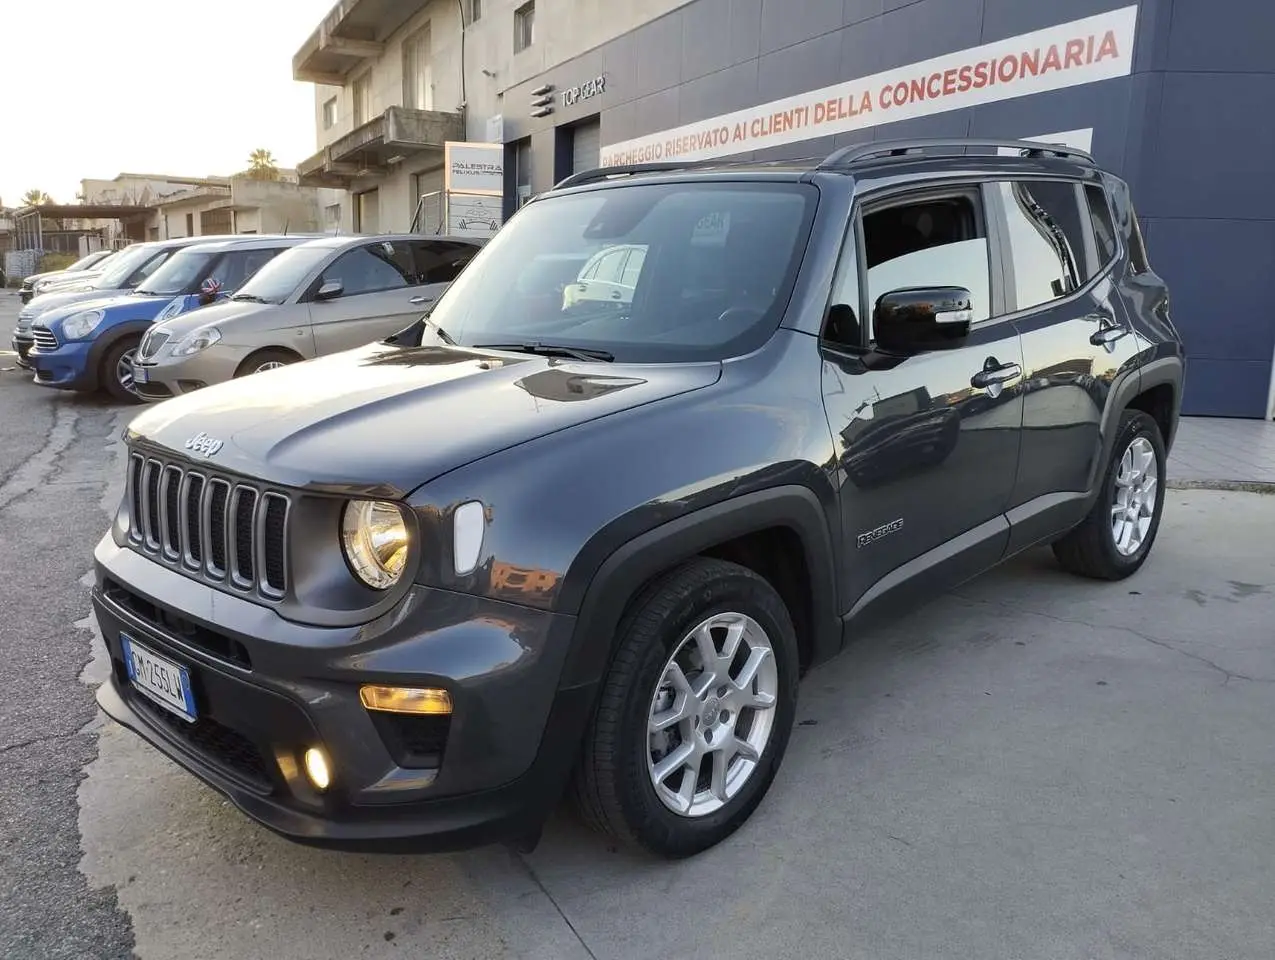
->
[610,290,622,300]
[1089,325,1129,347]
[971,361,1021,389]
[410,295,435,305]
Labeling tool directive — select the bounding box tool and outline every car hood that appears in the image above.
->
[36,293,163,328]
[153,297,278,339]
[21,287,126,320]
[125,341,722,496]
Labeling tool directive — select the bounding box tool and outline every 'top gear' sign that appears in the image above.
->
[600,6,1138,167]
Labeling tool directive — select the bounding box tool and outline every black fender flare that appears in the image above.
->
[87,320,153,389]
[1086,355,1183,500]
[557,484,841,690]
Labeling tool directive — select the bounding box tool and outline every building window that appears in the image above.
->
[185,212,194,236]
[470,0,481,22]
[352,72,372,126]
[402,25,434,111]
[322,96,338,130]
[514,1,535,53]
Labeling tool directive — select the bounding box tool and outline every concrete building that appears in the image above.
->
[149,175,343,239]
[293,0,1274,418]
[292,0,675,234]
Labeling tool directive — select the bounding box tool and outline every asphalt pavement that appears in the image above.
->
[1,288,1274,959]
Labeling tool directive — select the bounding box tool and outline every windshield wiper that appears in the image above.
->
[231,293,269,303]
[474,342,615,362]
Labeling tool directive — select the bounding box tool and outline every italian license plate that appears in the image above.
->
[120,633,197,722]
[132,362,149,384]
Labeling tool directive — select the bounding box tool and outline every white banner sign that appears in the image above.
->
[600,6,1137,166]
[444,142,504,196]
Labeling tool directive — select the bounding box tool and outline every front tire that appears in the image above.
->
[100,335,143,404]
[571,558,799,858]
[1052,409,1167,580]
[235,348,300,378]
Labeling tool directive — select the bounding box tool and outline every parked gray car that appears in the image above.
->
[132,234,484,400]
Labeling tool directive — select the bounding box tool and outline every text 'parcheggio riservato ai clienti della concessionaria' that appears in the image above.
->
[599,5,1139,166]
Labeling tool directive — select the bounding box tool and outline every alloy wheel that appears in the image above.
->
[1111,435,1158,556]
[646,612,779,818]
[116,348,138,395]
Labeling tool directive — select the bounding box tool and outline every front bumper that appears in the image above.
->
[133,348,244,401]
[10,332,32,368]
[91,534,593,852]
[28,339,95,391]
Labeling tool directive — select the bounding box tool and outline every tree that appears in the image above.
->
[245,149,281,181]
[21,189,53,207]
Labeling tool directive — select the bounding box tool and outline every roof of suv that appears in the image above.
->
[548,137,1104,196]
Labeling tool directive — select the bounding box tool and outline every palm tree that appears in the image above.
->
[246,149,280,181]
[21,189,53,207]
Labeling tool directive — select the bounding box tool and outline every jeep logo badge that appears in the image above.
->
[184,432,224,459]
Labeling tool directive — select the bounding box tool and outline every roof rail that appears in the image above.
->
[552,160,723,191]
[816,137,1095,170]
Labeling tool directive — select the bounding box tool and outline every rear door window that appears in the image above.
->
[994,179,1090,312]
[409,240,478,284]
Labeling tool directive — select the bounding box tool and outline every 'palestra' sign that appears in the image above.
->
[600,6,1137,167]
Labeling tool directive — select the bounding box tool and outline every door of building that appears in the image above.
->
[572,119,601,174]
[355,189,380,234]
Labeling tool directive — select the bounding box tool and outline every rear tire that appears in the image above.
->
[100,335,143,404]
[570,558,800,858]
[235,348,301,378]
[1052,409,1167,580]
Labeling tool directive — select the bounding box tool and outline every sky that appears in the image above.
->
[1,0,336,207]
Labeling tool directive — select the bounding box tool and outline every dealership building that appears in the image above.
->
[496,0,1274,419]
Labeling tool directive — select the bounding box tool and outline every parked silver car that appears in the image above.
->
[132,234,484,400]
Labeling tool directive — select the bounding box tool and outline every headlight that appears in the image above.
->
[62,309,105,340]
[170,326,222,357]
[156,297,186,322]
[341,500,410,590]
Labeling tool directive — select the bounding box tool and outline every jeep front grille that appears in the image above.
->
[31,325,58,351]
[126,452,290,600]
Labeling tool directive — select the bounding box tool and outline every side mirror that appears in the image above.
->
[315,279,344,301]
[874,286,974,354]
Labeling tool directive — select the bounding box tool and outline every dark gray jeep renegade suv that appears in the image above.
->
[93,138,1184,858]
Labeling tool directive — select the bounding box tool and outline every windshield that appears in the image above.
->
[232,245,333,304]
[136,249,216,296]
[93,245,159,289]
[413,181,817,363]
[68,250,111,271]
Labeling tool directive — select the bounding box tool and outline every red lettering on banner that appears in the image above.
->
[1096,29,1119,61]
[1065,38,1085,68]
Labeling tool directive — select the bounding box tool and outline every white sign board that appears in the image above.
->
[600,6,1137,166]
[447,193,503,239]
[444,142,504,197]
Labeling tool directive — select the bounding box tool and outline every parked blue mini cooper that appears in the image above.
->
[27,235,315,402]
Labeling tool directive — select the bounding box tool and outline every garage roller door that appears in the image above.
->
[572,120,601,174]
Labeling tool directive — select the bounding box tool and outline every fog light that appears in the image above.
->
[303,747,331,791]
[359,685,453,715]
